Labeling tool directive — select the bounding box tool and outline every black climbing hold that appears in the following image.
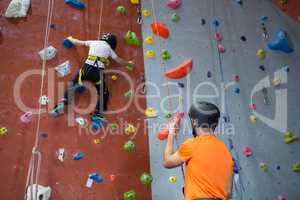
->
[236,0,243,5]
[240,36,247,42]
[259,65,265,71]
[177,82,184,88]
[276,165,281,170]
[284,66,290,72]
[234,87,240,94]
[207,71,212,78]
[39,132,48,138]
[201,18,206,25]
[50,24,56,29]
[213,19,220,27]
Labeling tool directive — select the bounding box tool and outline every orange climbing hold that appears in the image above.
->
[157,112,184,140]
[164,59,193,79]
[151,22,170,39]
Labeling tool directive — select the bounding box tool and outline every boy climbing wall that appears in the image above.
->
[50,33,133,119]
[163,102,233,200]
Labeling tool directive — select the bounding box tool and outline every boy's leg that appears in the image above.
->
[94,70,109,114]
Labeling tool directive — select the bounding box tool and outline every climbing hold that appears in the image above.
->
[125,31,141,46]
[165,113,172,118]
[75,117,85,126]
[165,59,193,80]
[169,176,177,183]
[57,148,65,162]
[89,172,103,183]
[65,0,86,9]
[20,111,33,124]
[111,75,118,81]
[207,71,212,78]
[268,30,294,53]
[240,36,247,42]
[126,63,134,72]
[0,127,8,135]
[93,138,101,144]
[284,131,299,144]
[242,145,253,157]
[232,75,240,82]
[259,65,265,71]
[91,114,107,130]
[63,38,74,48]
[283,65,290,72]
[256,49,266,60]
[276,165,281,170]
[39,95,49,105]
[38,46,57,61]
[292,163,300,172]
[130,0,139,4]
[117,5,126,14]
[123,140,135,152]
[160,49,171,60]
[142,9,151,17]
[146,50,155,58]
[125,124,136,135]
[214,32,223,42]
[110,123,118,131]
[234,87,240,94]
[39,132,48,138]
[73,152,84,160]
[261,16,269,22]
[166,0,182,10]
[260,162,268,171]
[233,158,239,174]
[279,0,288,5]
[5,0,30,18]
[171,13,180,22]
[217,44,226,53]
[110,174,116,182]
[249,115,257,124]
[201,18,206,25]
[140,172,153,185]
[55,60,71,77]
[249,103,257,110]
[144,36,154,45]
[157,112,184,140]
[278,194,286,200]
[213,19,220,27]
[123,190,136,200]
[124,89,134,98]
[272,76,282,87]
[151,22,170,39]
[50,23,56,29]
[145,107,158,118]
[236,0,243,5]
[177,82,184,88]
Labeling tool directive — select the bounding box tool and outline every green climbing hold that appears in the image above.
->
[110,123,118,130]
[123,190,136,200]
[126,63,135,71]
[171,13,180,22]
[125,31,141,46]
[117,5,126,14]
[124,89,134,98]
[160,49,171,60]
[123,140,135,152]
[292,163,300,172]
[140,172,153,185]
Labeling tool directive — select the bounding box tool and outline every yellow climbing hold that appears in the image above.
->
[146,50,155,58]
[260,162,268,172]
[142,9,151,17]
[284,131,299,144]
[130,0,139,4]
[0,127,8,135]
[256,49,266,60]
[145,107,158,118]
[125,124,136,135]
[144,36,154,45]
[292,163,300,172]
[169,176,177,183]
[249,115,257,124]
[93,138,101,144]
[112,75,118,81]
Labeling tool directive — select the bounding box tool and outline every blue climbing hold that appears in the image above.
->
[76,85,86,93]
[233,158,239,174]
[261,16,268,22]
[73,152,84,160]
[63,38,74,48]
[236,0,243,5]
[234,87,240,94]
[39,132,48,138]
[89,173,103,183]
[65,0,86,9]
[91,114,107,130]
[267,30,294,53]
[213,19,220,27]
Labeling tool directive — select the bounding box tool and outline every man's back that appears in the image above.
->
[178,134,233,200]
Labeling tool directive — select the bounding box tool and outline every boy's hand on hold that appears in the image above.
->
[168,120,179,138]
[128,61,135,66]
[67,36,74,42]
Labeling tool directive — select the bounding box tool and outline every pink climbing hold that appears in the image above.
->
[20,111,33,123]
[214,32,223,42]
[249,103,257,110]
[278,194,286,200]
[232,74,240,82]
[166,0,182,10]
[242,145,253,157]
[218,44,226,53]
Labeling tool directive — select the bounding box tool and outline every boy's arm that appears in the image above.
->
[67,36,87,46]
[113,56,134,67]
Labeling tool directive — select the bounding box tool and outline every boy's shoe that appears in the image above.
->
[49,102,65,117]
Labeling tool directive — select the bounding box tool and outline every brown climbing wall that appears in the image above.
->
[0,0,151,199]
[272,0,300,22]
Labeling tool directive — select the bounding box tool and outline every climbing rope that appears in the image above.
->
[97,0,104,38]
[24,0,55,199]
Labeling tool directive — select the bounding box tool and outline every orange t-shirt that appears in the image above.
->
[178,134,233,200]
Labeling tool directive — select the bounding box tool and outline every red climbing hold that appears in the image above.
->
[151,22,170,39]
[242,145,253,157]
[164,59,193,79]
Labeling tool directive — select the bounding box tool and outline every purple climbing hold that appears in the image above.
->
[207,71,212,78]
[65,0,86,9]
[39,132,48,138]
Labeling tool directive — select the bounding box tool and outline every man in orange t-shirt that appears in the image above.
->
[163,102,233,200]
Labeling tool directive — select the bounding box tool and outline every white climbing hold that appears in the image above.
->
[39,95,49,105]
[56,148,65,162]
[26,184,51,200]
[5,0,30,18]
[55,60,71,77]
[75,117,86,126]
[38,46,57,61]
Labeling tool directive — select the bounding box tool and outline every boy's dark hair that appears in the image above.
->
[188,101,220,136]
[100,33,117,50]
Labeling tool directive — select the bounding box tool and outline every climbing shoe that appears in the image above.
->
[49,102,65,117]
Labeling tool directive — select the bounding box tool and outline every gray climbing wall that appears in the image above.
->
[141,0,300,199]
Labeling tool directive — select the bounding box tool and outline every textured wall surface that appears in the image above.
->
[141,0,300,199]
